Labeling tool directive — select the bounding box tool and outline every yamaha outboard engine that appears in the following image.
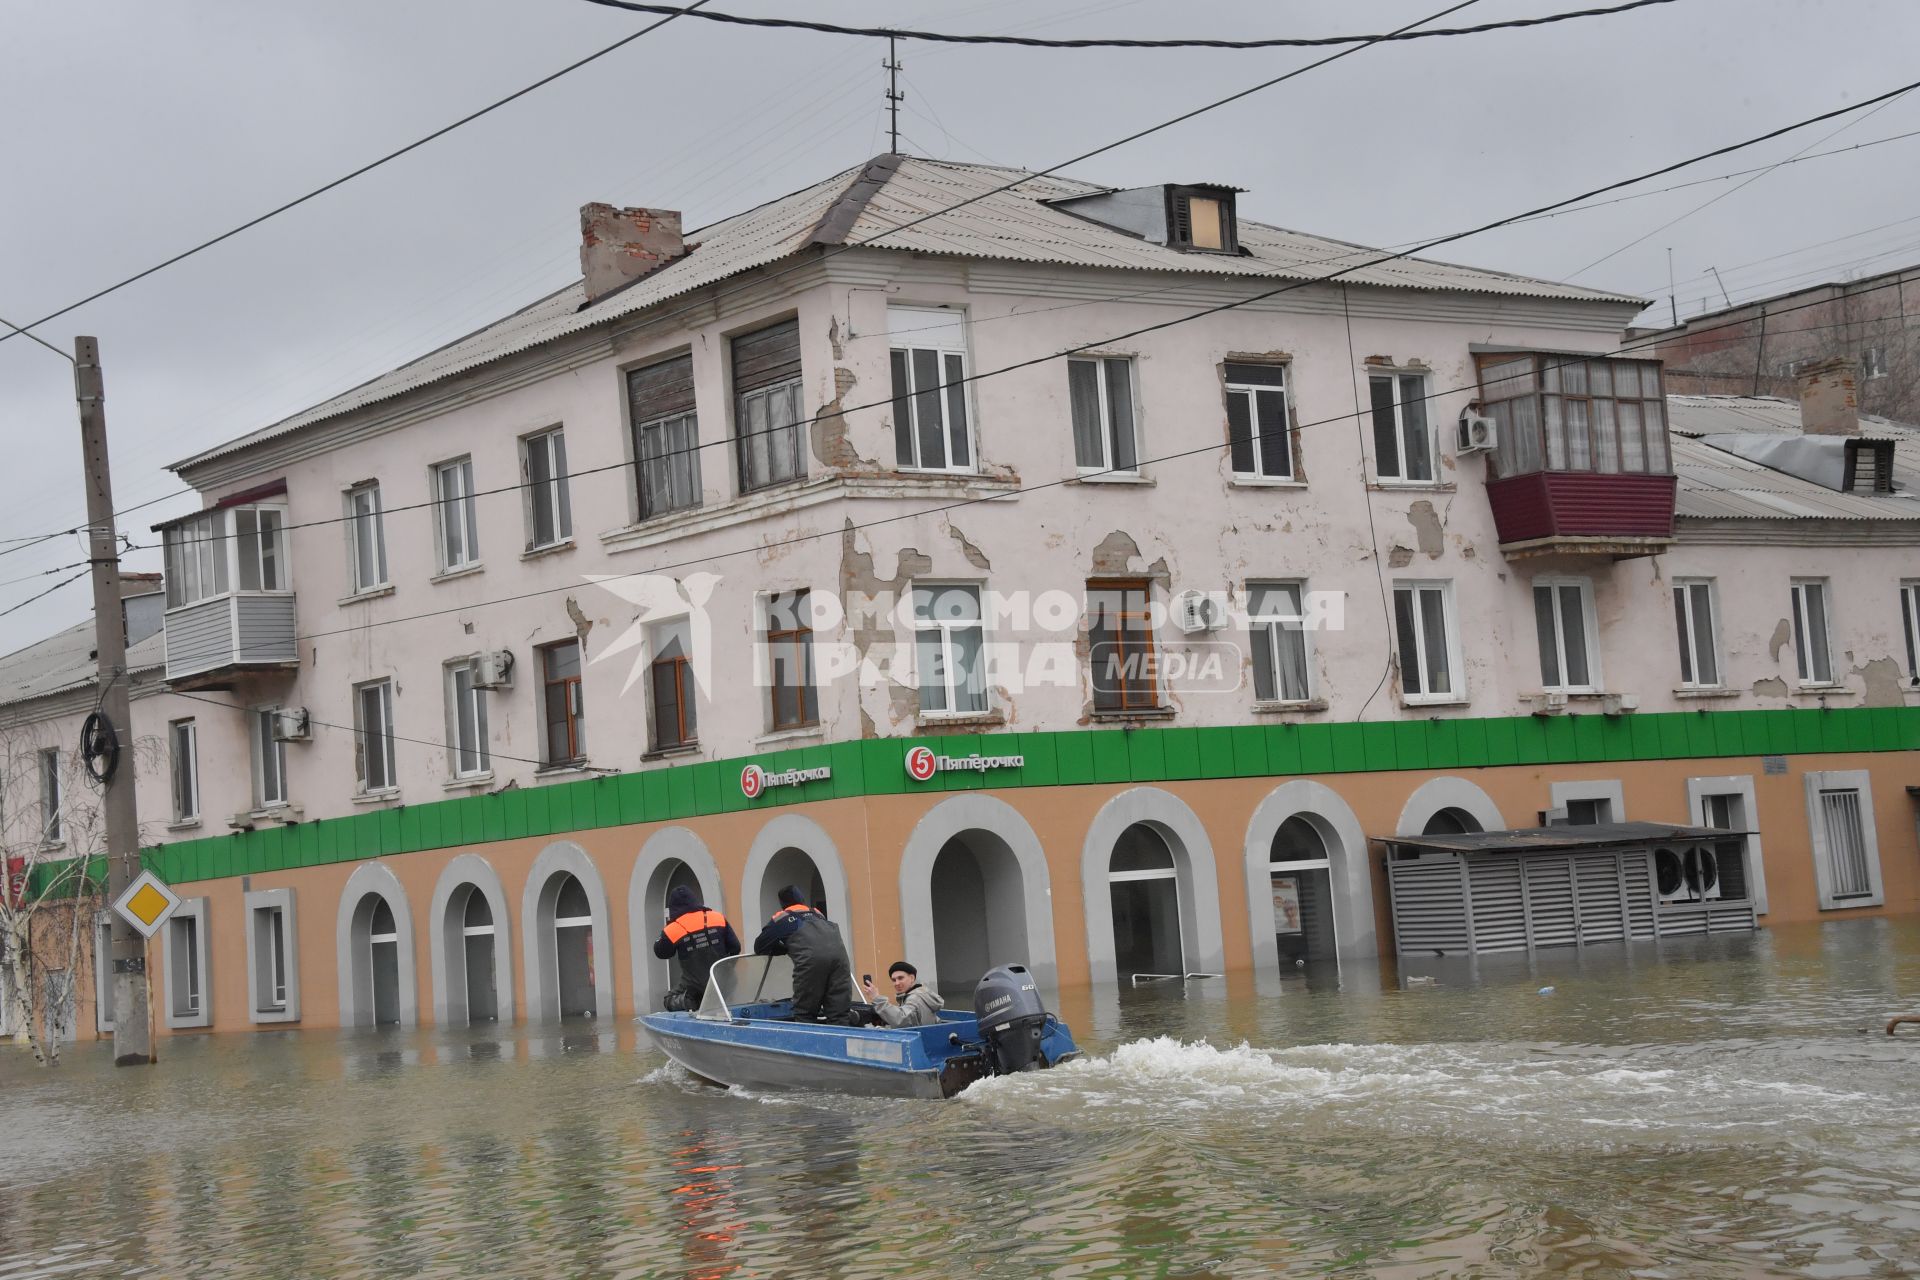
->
[972,964,1049,1074]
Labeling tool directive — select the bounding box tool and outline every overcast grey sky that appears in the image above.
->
[4,0,1917,653]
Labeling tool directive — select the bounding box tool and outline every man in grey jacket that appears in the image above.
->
[862,961,945,1027]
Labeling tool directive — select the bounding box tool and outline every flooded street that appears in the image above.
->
[4,919,1920,1279]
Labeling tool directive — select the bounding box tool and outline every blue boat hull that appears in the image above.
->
[640,1000,1079,1100]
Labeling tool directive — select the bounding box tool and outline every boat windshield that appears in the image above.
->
[695,954,796,1021]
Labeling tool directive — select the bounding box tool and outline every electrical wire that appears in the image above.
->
[278,273,1920,649]
[0,572,89,620]
[576,0,1680,50]
[162,689,619,779]
[0,0,714,354]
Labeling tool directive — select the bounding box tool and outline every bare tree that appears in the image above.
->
[2,723,161,1066]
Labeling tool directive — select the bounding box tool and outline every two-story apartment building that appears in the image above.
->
[10,155,1919,1039]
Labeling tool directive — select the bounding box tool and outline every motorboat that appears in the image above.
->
[640,955,1080,1099]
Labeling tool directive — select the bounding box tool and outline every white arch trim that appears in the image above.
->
[629,827,727,1014]
[427,853,515,1027]
[334,861,420,1029]
[897,793,1059,996]
[1395,776,1506,837]
[520,841,616,1022]
[1244,780,1377,970]
[1079,787,1226,985]
[742,814,855,973]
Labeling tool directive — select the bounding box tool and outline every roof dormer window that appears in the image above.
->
[1168,186,1237,253]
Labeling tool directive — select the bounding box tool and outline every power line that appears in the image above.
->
[0,571,89,620]
[13,0,1482,556]
[282,272,1920,650]
[163,689,617,780]
[577,0,1680,50]
[0,0,714,355]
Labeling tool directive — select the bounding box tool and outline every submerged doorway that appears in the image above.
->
[459,886,499,1023]
[1269,817,1338,969]
[552,873,596,1018]
[756,847,827,922]
[928,830,1031,999]
[1109,824,1184,979]
[366,898,401,1024]
[646,858,704,996]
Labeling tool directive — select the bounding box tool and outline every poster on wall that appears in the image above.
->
[1271,875,1303,936]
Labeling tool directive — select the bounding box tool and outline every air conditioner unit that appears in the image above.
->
[1533,691,1568,715]
[1173,590,1226,634]
[1456,413,1498,453]
[474,650,515,690]
[1654,843,1721,904]
[1601,692,1639,716]
[271,707,311,743]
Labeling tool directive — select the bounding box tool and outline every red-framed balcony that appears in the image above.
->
[1474,352,1676,560]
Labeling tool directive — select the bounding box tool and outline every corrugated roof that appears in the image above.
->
[173,157,1644,473]
[1670,396,1920,521]
[0,620,166,711]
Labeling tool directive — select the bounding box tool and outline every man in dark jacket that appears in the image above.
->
[752,885,855,1023]
[653,885,741,1011]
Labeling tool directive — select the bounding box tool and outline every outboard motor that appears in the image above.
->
[972,964,1049,1074]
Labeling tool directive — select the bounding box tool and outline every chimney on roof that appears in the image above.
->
[1796,355,1859,436]
[580,203,684,305]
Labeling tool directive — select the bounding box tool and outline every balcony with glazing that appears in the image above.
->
[1473,353,1676,559]
[157,498,297,687]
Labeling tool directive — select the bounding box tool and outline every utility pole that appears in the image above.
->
[74,336,152,1067]
[884,35,904,155]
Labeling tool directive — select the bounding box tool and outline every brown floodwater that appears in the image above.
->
[3,918,1919,1278]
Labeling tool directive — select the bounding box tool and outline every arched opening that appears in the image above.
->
[350,894,402,1026]
[1108,824,1185,979]
[928,830,1031,1000]
[550,873,596,1018]
[642,858,704,1000]
[1423,807,1482,835]
[459,887,499,1022]
[757,847,827,923]
[1269,817,1339,969]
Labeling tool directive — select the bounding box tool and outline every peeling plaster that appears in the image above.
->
[1408,500,1444,559]
[565,597,593,646]
[1767,619,1793,664]
[1090,530,1143,575]
[1751,676,1790,697]
[811,366,874,470]
[1387,545,1414,569]
[1856,656,1906,707]
[839,519,933,736]
[948,524,992,570]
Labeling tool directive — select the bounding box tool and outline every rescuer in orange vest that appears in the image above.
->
[653,885,741,1011]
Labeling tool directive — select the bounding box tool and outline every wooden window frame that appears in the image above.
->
[765,591,818,731]
[1088,579,1159,713]
[539,640,585,765]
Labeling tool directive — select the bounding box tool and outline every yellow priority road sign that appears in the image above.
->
[112,869,181,939]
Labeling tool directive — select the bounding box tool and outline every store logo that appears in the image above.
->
[904,746,1024,782]
[905,746,937,782]
[741,762,832,798]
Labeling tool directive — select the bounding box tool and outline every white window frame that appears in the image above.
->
[1548,779,1625,826]
[344,482,389,594]
[164,897,213,1029]
[244,887,299,1023]
[39,746,61,844]
[1686,775,1768,916]
[634,409,703,520]
[1673,577,1723,689]
[354,679,397,794]
[1224,367,1296,482]
[1790,578,1835,687]
[888,306,977,474]
[1247,580,1314,704]
[911,581,990,718]
[1901,580,1920,686]
[444,657,492,779]
[1368,369,1437,484]
[1532,576,1602,694]
[1067,355,1141,477]
[232,504,289,593]
[521,427,573,550]
[1863,346,1888,380]
[1804,769,1885,910]
[170,718,200,823]
[1392,580,1465,705]
[251,706,289,810]
[431,456,480,574]
[162,510,229,608]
